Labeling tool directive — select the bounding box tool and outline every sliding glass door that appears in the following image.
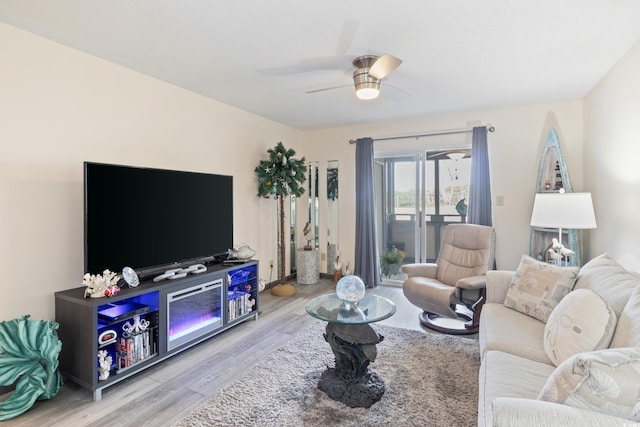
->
[423,150,471,261]
[375,149,471,275]
[375,155,423,266]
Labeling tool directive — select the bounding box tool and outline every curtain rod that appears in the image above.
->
[348,125,495,144]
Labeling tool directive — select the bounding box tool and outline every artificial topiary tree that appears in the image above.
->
[255,142,306,296]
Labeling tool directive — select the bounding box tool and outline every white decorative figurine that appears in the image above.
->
[559,245,575,259]
[229,244,256,260]
[122,315,150,338]
[547,248,562,263]
[548,238,575,264]
[97,350,112,381]
[303,221,312,250]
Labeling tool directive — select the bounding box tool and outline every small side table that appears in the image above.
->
[296,249,319,284]
[306,293,396,408]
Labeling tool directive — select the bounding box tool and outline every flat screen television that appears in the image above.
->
[84,162,233,275]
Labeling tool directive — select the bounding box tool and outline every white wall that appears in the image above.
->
[303,101,584,272]
[0,23,302,321]
[584,39,640,272]
[6,19,635,323]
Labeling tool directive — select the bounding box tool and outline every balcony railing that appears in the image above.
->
[384,213,466,263]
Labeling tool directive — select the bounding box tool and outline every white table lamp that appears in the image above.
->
[530,192,597,264]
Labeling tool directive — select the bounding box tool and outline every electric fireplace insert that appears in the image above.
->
[166,279,224,351]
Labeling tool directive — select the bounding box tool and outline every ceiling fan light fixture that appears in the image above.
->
[447,152,466,161]
[353,66,381,100]
[356,85,380,100]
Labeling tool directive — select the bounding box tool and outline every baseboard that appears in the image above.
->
[263,273,333,291]
[263,274,297,291]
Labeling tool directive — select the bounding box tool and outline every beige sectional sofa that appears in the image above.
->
[478,253,640,426]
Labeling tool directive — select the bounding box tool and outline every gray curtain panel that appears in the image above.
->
[468,126,493,226]
[355,137,381,288]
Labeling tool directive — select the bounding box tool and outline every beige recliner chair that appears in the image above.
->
[402,223,496,334]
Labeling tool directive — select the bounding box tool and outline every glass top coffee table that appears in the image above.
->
[306,293,396,408]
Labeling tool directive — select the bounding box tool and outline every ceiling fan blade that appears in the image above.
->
[262,20,359,76]
[306,84,352,94]
[336,20,359,56]
[369,54,403,80]
[382,82,411,102]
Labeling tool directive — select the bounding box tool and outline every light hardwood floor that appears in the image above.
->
[2,279,439,427]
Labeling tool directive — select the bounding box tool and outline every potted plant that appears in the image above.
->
[380,246,405,278]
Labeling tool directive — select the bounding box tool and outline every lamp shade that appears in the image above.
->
[530,192,597,229]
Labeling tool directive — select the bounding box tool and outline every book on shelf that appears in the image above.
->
[116,329,155,370]
[228,292,252,321]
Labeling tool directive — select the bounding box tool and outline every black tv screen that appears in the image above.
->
[84,162,233,275]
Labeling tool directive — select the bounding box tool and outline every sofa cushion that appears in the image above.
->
[485,270,515,304]
[503,255,579,323]
[538,347,640,422]
[480,303,551,364]
[479,350,556,427]
[544,289,617,366]
[610,286,640,348]
[491,397,632,427]
[574,253,640,318]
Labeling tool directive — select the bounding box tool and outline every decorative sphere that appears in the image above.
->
[336,275,366,306]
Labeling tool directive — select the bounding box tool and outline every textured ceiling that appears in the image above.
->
[2,1,640,130]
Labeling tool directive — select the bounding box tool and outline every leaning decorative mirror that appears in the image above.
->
[327,161,339,274]
[296,162,320,285]
[290,195,297,274]
[307,162,319,249]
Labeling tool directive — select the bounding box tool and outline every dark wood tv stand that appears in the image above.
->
[54,261,258,400]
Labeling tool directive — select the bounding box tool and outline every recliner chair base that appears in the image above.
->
[419,304,479,335]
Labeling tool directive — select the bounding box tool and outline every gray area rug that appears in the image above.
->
[175,321,480,427]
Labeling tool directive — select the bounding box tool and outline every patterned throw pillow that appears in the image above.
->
[503,255,579,323]
[544,289,617,366]
[538,347,640,421]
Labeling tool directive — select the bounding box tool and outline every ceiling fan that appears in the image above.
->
[306,54,405,101]
[428,150,470,160]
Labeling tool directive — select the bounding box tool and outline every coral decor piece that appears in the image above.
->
[255,142,306,297]
[83,269,120,298]
[0,315,63,420]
